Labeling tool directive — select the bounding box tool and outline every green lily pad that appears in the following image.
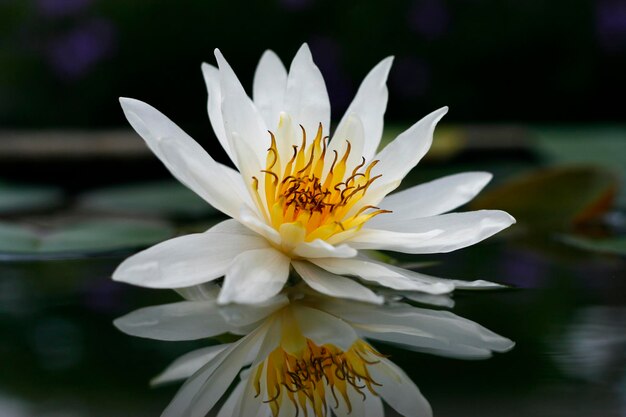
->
[0,219,174,259]
[469,166,618,230]
[533,127,626,205]
[559,235,626,256]
[0,183,63,214]
[79,181,215,218]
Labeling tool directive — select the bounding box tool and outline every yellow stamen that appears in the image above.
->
[253,338,384,417]
[253,124,390,247]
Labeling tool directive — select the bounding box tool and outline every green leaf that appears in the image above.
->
[0,219,174,257]
[79,181,215,218]
[469,166,618,230]
[0,183,63,214]
[534,127,626,205]
[559,235,626,256]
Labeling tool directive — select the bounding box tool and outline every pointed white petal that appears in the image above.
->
[113,301,230,341]
[119,97,246,219]
[292,261,383,304]
[369,172,493,228]
[293,305,359,351]
[218,248,291,305]
[214,49,268,173]
[310,257,453,294]
[162,325,267,417]
[292,239,357,259]
[369,357,432,417]
[253,50,288,130]
[335,56,394,162]
[113,219,268,289]
[284,44,330,137]
[359,107,448,209]
[201,63,236,164]
[151,344,231,386]
[325,113,366,177]
[349,210,516,254]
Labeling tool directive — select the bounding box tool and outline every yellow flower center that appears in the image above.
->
[252,338,383,417]
[251,123,390,246]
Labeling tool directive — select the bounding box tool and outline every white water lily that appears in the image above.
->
[114,44,515,304]
[114,285,514,417]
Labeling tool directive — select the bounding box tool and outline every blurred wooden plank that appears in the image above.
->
[0,130,149,159]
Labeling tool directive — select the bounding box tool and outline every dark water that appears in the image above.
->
[1,234,624,417]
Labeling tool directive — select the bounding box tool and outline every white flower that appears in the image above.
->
[114,285,514,417]
[113,44,515,304]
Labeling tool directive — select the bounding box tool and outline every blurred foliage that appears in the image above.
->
[0,219,173,257]
[559,235,626,256]
[78,180,216,219]
[1,0,625,130]
[533,127,626,205]
[0,181,63,214]
[469,166,618,231]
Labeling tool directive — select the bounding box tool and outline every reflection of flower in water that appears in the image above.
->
[552,306,626,384]
[115,285,514,416]
[115,44,515,305]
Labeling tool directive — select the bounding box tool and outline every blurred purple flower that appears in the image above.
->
[37,0,93,18]
[389,56,430,99]
[279,0,314,12]
[307,36,352,117]
[596,0,626,53]
[46,18,116,80]
[408,0,450,40]
[498,249,549,289]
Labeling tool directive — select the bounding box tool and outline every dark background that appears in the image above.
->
[1,0,625,135]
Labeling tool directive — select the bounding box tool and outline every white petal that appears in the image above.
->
[218,248,291,305]
[363,393,385,417]
[369,172,493,228]
[357,107,448,211]
[392,292,456,308]
[175,283,220,301]
[368,357,432,417]
[349,210,516,254]
[119,97,246,219]
[216,379,246,417]
[113,301,230,341]
[330,302,515,357]
[292,239,357,259]
[292,261,383,304]
[253,50,288,130]
[324,113,366,177]
[201,63,236,164]
[218,294,289,327]
[151,344,231,386]
[335,56,394,162]
[310,257,453,294]
[214,49,268,173]
[239,205,281,245]
[284,44,330,137]
[162,326,266,417]
[113,219,268,289]
[292,305,359,351]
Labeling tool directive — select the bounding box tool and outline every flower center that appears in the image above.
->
[251,124,390,243]
[252,338,383,417]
